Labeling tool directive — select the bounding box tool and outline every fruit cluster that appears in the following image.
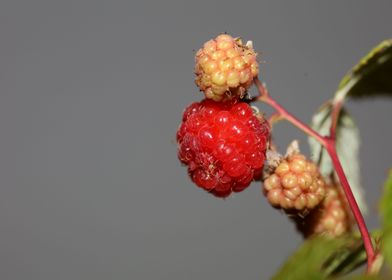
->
[296,183,353,238]
[176,34,269,198]
[177,33,353,239]
[263,151,326,212]
[195,34,258,101]
[177,99,269,197]
[263,148,352,237]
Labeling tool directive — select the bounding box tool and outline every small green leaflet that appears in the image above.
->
[335,39,392,102]
[272,235,366,280]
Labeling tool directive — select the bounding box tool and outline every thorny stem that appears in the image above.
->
[253,78,377,272]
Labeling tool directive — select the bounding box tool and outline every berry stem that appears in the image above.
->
[267,112,283,128]
[325,140,376,271]
[254,79,326,145]
[253,78,376,272]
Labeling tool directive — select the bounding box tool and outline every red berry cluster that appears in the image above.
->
[177,99,269,197]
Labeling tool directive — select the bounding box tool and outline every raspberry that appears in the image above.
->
[194,34,259,101]
[177,99,270,198]
[263,152,326,212]
[296,184,353,238]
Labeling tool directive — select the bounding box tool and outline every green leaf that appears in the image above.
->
[342,275,383,280]
[308,40,392,216]
[272,237,343,280]
[335,40,392,102]
[380,170,392,268]
[309,104,367,213]
[272,235,366,280]
[323,236,367,276]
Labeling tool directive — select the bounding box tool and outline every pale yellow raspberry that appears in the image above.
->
[263,153,326,213]
[195,34,259,101]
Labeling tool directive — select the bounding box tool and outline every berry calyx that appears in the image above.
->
[177,99,270,198]
[194,34,259,101]
[263,146,326,212]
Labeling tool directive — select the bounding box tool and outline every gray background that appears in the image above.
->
[0,0,391,279]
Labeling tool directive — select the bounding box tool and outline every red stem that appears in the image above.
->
[254,78,376,272]
[330,99,344,140]
[264,96,326,145]
[254,79,326,145]
[325,141,376,270]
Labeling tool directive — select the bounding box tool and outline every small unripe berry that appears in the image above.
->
[263,151,326,213]
[177,99,270,198]
[296,183,353,238]
[195,34,259,101]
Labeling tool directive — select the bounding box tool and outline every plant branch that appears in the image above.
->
[254,78,326,145]
[325,142,376,271]
[253,78,376,272]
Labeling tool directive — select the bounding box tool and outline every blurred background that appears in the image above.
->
[0,0,391,279]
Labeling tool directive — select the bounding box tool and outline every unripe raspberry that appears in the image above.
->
[297,184,353,238]
[195,34,259,101]
[263,152,326,212]
[177,99,270,198]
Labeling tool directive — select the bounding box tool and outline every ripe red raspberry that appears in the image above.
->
[263,152,326,212]
[194,34,259,101]
[177,99,269,198]
[297,184,353,238]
